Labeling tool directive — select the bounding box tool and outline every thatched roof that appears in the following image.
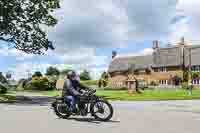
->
[108,45,200,73]
[108,55,153,73]
[153,46,183,67]
[184,46,200,66]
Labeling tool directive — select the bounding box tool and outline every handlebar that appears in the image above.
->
[83,89,96,96]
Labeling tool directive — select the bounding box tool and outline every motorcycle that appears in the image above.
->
[51,89,113,121]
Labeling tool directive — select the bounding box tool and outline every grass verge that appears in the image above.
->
[0,92,16,102]
[41,88,200,101]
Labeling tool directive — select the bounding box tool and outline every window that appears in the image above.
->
[192,79,200,85]
[191,65,200,72]
[197,80,199,85]
[193,80,196,85]
[159,80,168,85]
[159,67,167,72]
[191,66,195,71]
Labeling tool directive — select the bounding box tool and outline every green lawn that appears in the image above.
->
[80,80,98,86]
[41,89,200,101]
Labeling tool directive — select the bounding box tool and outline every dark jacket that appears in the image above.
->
[62,79,89,96]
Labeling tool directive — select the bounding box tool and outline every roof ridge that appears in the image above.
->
[115,54,152,59]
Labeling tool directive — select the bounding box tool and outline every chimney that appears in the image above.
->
[152,40,159,49]
[180,37,185,45]
[112,51,117,59]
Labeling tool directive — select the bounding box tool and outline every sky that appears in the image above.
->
[1,0,200,80]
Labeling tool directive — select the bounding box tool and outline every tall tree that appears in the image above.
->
[5,71,12,80]
[0,72,7,83]
[61,69,73,75]
[0,0,60,54]
[46,66,60,76]
[80,70,91,81]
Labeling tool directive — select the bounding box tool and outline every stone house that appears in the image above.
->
[108,40,200,88]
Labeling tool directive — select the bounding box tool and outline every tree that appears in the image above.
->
[6,71,12,80]
[0,82,8,94]
[191,71,199,79]
[101,71,108,80]
[0,72,7,83]
[46,66,60,76]
[99,71,109,88]
[61,69,73,75]
[80,70,91,81]
[32,71,43,77]
[0,0,60,54]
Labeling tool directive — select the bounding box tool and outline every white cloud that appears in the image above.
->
[48,0,129,49]
[123,0,178,39]
[48,0,178,50]
[9,62,106,80]
[169,0,200,44]
[0,47,34,61]
[116,48,153,58]
[0,46,109,80]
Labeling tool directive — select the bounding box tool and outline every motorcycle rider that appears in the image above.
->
[62,70,90,113]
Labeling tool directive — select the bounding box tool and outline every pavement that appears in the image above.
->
[1,93,200,133]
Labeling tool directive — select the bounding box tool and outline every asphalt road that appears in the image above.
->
[1,98,200,133]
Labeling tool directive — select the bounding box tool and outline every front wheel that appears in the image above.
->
[91,100,113,121]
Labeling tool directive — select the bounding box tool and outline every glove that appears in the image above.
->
[80,93,85,96]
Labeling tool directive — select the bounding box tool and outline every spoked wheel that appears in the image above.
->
[91,100,113,121]
[53,102,71,119]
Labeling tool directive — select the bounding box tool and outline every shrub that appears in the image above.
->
[47,75,58,88]
[0,72,8,84]
[102,87,127,91]
[46,66,60,76]
[191,72,199,79]
[181,82,189,90]
[24,77,54,91]
[24,82,33,90]
[149,81,158,86]
[0,83,8,94]
[80,80,98,86]
[32,71,43,78]
[80,70,91,81]
[32,76,40,80]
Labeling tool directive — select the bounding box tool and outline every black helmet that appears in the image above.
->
[67,70,76,79]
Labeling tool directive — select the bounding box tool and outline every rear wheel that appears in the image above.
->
[91,100,113,121]
[52,101,71,119]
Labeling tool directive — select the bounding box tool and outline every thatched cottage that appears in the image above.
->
[108,39,200,89]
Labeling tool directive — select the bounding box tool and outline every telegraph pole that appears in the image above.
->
[188,47,193,94]
[180,37,186,82]
[189,48,192,73]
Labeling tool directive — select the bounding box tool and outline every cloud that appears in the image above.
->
[45,0,179,69]
[122,0,178,39]
[9,62,106,80]
[48,0,129,49]
[48,0,178,50]
[116,48,153,58]
[0,46,34,61]
[169,0,200,44]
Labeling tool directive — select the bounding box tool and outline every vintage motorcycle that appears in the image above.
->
[51,89,113,121]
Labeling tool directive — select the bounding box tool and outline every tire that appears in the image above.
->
[52,101,71,119]
[91,100,113,121]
